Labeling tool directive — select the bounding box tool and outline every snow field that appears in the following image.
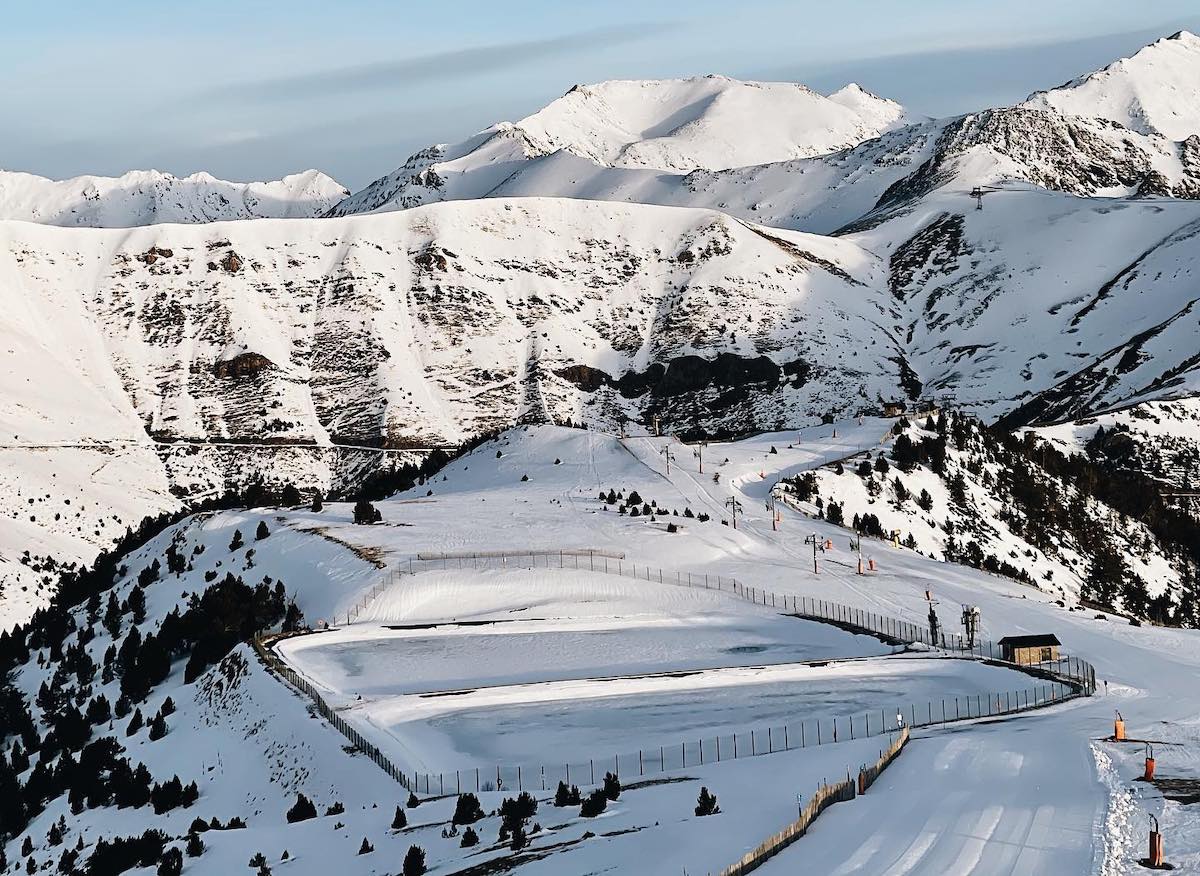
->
[342,655,1040,776]
[277,605,893,697]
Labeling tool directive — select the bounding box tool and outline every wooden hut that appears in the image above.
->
[997,634,1061,664]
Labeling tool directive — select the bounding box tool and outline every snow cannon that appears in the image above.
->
[1148,813,1165,868]
[1144,743,1156,781]
[1114,711,1126,741]
[824,539,833,551]
[868,558,877,572]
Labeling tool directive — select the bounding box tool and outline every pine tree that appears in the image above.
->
[390,806,407,830]
[694,786,720,816]
[285,793,317,823]
[579,789,607,818]
[103,592,122,639]
[148,712,168,741]
[357,838,373,855]
[451,793,484,825]
[158,847,183,876]
[229,529,244,551]
[353,500,379,525]
[402,845,426,876]
[460,826,479,848]
[311,492,323,512]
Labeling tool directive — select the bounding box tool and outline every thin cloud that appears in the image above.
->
[206,23,678,102]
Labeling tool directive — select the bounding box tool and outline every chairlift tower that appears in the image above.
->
[961,604,981,649]
[925,589,941,647]
[725,496,743,530]
[803,533,828,574]
[660,445,674,475]
[968,185,1002,210]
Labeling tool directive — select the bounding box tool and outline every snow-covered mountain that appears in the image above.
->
[331,36,1200,230]
[0,169,349,227]
[0,197,885,623]
[326,76,910,217]
[1023,30,1200,140]
[0,198,890,451]
[7,29,1200,632]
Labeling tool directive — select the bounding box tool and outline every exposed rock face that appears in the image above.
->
[220,251,243,273]
[213,352,273,379]
[1,198,897,454]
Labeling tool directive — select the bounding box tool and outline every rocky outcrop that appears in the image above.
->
[213,352,274,379]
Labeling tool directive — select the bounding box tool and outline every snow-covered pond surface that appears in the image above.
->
[338,656,1034,772]
[277,611,894,696]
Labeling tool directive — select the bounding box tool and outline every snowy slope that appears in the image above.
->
[1024,30,1200,140]
[0,198,893,452]
[0,169,349,227]
[513,77,910,171]
[331,34,1200,230]
[326,76,909,217]
[7,188,1200,627]
[0,197,887,625]
[852,187,1200,423]
[781,414,1195,618]
[6,423,1200,875]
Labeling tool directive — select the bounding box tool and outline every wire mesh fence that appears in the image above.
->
[359,550,1097,697]
[271,551,1097,798]
[715,726,911,876]
[252,634,414,791]
[398,677,1076,797]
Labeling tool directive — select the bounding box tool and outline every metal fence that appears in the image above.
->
[360,550,1096,698]
[251,634,413,792]
[715,726,910,876]
[271,550,1096,798]
[396,673,1075,797]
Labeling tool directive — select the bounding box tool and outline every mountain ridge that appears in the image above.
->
[0,168,350,227]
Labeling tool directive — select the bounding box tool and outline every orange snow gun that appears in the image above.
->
[1144,744,1156,781]
[1114,711,1126,741]
[1148,813,1165,867]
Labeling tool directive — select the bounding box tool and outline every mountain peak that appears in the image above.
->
[1023,29,1200,139]
[504,75,907,173]
[0,168,349,227]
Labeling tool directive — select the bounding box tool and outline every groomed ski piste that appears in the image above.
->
[233,417,1200,874]
[24,418,1194,875]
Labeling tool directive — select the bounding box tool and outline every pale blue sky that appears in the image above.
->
[5,2,1197,188]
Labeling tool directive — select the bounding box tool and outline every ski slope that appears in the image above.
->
[292,422,1200,873]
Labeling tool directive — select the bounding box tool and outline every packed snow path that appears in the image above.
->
[253,421,1199,873]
